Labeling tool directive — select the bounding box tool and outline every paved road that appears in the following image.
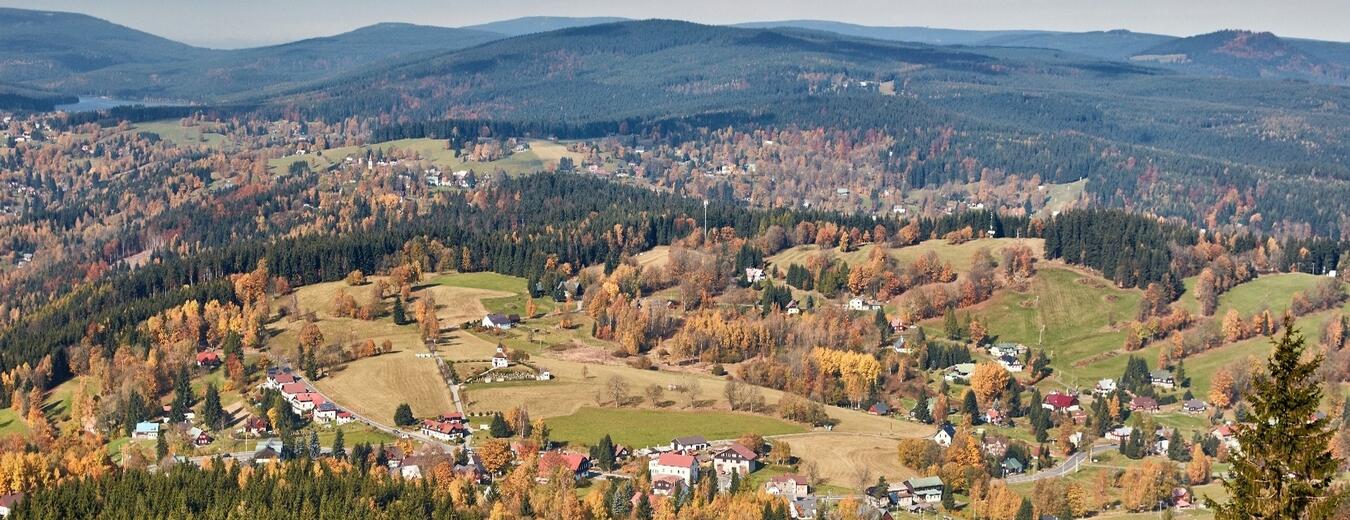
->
[1005,443,1116,484]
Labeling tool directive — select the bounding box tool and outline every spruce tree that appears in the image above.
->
[155,433,169,461]
[201,383,224,430]
[332,429,346,460]
[309,431,321,459]
[392,297,406,325]
[1208,321,1341,519]
[1016,498,1034,520]
[489,413,512,438]
[962,390,980,422]
[911,396,933,424]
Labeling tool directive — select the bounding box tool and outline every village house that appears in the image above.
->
[744,267,766,283]
[712,443,760,475]
[1183,399,1208,414]
[253,438,283,464]
[482,313,519,330]
[132,421,160,440]
[906,476,945,503]
[266,369,299,390]
[649,453,699,486]
[1093,378,1118,396]
[846,297,881,311]
[670,435,710,452]
[1212,424,1241,451]
[997,355,1025,372]
[1151,370,1176,389]
[1106,426,1134,443]
[945,363,975,382]
[187,426,212,447]
[290,392,325,415]
[867,402,891,416]
[279,382,307,400]
[764,474,810,500]
[313,402,341,423]
[788,496,820,519]
[1042,392,1080,413]
[982,408,1008,426]
[785,300,801,315]
[932,423,956,447]
[652,474,686,496]
[1001,457,1026,475]
[1129,396,1160,412]
[0,492,23,517]
[538,452,591,482]
[195,350,222,369]
[982,438,1009,457]
[889,336,910,354]
[243,416,271,436]
[989,342,1026,359]
[420,417,469,442]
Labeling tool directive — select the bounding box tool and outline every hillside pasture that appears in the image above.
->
[767,238,1044,274]
[1176,272,1327,317]
[944,266,1141,387]
[544,407,803,449]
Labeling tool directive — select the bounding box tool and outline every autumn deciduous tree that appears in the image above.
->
[1209,367,1235,409]
[970,362,1010,406]
[1186,444,1211,484]
[1119,459,1178,512]
[479,439,513,474]
[1195,269,1219,316]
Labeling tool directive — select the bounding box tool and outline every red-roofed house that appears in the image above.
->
[1042,392,1080,412]
[713,443,760,475]
[0,492,25,517]
[267,371,298,389]
[196,351,221,369]
[650,453,699,486]
[538,452,591,481]
[1130,396,1160,412]
[279,382,307,398]
[290,392,325,414]
[420,418,468,442]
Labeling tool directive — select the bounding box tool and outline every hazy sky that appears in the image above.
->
[3,0,1347,48]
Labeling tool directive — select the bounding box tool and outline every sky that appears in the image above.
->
[2,0,1347,48]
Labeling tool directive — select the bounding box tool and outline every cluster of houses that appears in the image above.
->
[265,368,354,425]
[988,342,1027,372]
[862,476,947,515]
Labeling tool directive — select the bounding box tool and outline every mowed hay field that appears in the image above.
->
[767,238,1044,273]
[312,346,456,424]
[1175,272,1328,317]
[545,407,803,449]
[777,433,917,488]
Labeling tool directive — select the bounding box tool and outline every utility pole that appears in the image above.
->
[702,199,709,239]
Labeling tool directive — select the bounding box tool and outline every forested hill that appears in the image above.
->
[0,8,503,99]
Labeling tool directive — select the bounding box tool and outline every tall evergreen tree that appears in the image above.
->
[332,429,346,460]
[1208,321,1342,519]
[393,403,416,427]
[201,383,224,430]
[911,396,933,424]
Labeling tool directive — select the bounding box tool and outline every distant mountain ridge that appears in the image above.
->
[3,7,1350,103]
[1130,29,1350,83]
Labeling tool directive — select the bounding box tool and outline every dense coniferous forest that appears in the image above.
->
[10,461,469,519]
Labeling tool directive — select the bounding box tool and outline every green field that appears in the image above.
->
[944,266,1141,387]
[767,238,1045,273]
[1176,272,1327,317]
[544,407,804,449]
[127,121,231,150]
[266,138,582,176]
[427,271,557,316]
[0,408,28,437]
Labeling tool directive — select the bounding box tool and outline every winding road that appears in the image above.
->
[1004,443,1117,483]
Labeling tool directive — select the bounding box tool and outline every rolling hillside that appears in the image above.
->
[462,16,628,37]
[1130,30,1350,84]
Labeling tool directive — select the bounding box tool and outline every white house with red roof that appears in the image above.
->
[420,418,468,442]
[266,370,299,390]
[712,443,760,475]
[649,453,699,486]
[279,382,307,399]
[538,452,591,481]
[290,392,325,415]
